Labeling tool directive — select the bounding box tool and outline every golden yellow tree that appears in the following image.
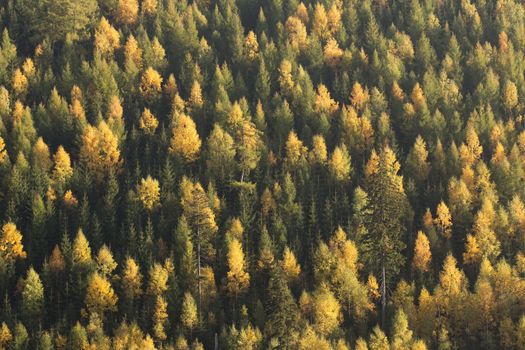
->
[137,175,160,212]
[434,201,452,239]
[12,68,28,97]
[285,16,308,50]
[138,108,159,135]
[329,144,352,182]
[52,146,73,185]
[312,3,329,39]
[412,231,431,273]
[0,137,7,165]
[116,0,139,26]
[140,67,162,102]
[181,292,198,333]
[243,31,259,62]
[315,84,338,116]
[312,284,342,336]
[169,114,201,163]
[121,257,143,301]
[72,229,92,267]
[142,0,157,15]
[0,222,27,264]
[323,38,343,68]
[85,272,118,316]
[79,121,122,182]
[280,246,301,282]
[226,238,250,298]
[94,17,120,57]
[285,131,307,169]
[124,34,143,69]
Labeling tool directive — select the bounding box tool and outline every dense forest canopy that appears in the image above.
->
[1,0,525,348]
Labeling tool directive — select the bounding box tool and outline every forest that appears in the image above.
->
[0,0,525,349]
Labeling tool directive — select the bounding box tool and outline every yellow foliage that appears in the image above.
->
[95,17,120,57]
[412,231,431,272]
[137,175,160,211]
[298,325,332,350]
[121,257,142,300]
[350,82,369,111]
[29,138,50,169]
[85,272,118,315]
[116,0,139,26]
[281,246,301,282]
[313,284,342,336]
[435,201,452,239]
[79,121,122,182]
[188,81,203,110]
[22,58,35,78]
[139,108,159,135]
[140,67,163,102]
[226,239,250,296]
[147,263,168,296]
[169,114,201,163]
[279,60,294,96]
[12,68,28,96]
[0,322,11,348]
[309,134,328,164]
[181,292,198,331]
[323,38,343,67]
[503,80,518,110]
[0,136,8,165]
[96,245,117,277]
[0,222,27,262]
[312,3,329,39]
[142,0,157,15]
[243,31,259,61]
[329,144,351,182]
[52,145,73,185]
[285,16,308,50]
[153,296,168,341]
[285,131,307,168]
[124,35,143,69]
[72,229,92,266]
[63,190,78,209]
[315,84,338,115]
[327,3,342,34]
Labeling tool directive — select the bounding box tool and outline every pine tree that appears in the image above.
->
[362,146,409,326]
[264,267,300,347]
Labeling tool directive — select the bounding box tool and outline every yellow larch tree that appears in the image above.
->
[142,0,157,15]
[243,31,259,62]
[79,121,122,183]
[94,17,120,58]
[329,144,352,183]
[434,201,452,239]
[0,136,7,165]
[312,284,342,336]
[124,34,143,69]
[85,272,118,316]
[312,3,329,39]
[137,175,160,212]
[280,246,301,282]
[52,145,73,185]
[350,82,369,111]
[140,67,163,102]
[169,113,201,163]
[412,231,431,273]
[72,229,92,267]
[285,16,308,51]
[309,134,328,165]
[12,68,28,97]
[315,84,339,116]
[138,108,159,135]
[285,131,307,170]
[323,38,343,68]
[226,238,250,299]
[116,0,139,26]
[0,222,27,264]
[121,257,143,301]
